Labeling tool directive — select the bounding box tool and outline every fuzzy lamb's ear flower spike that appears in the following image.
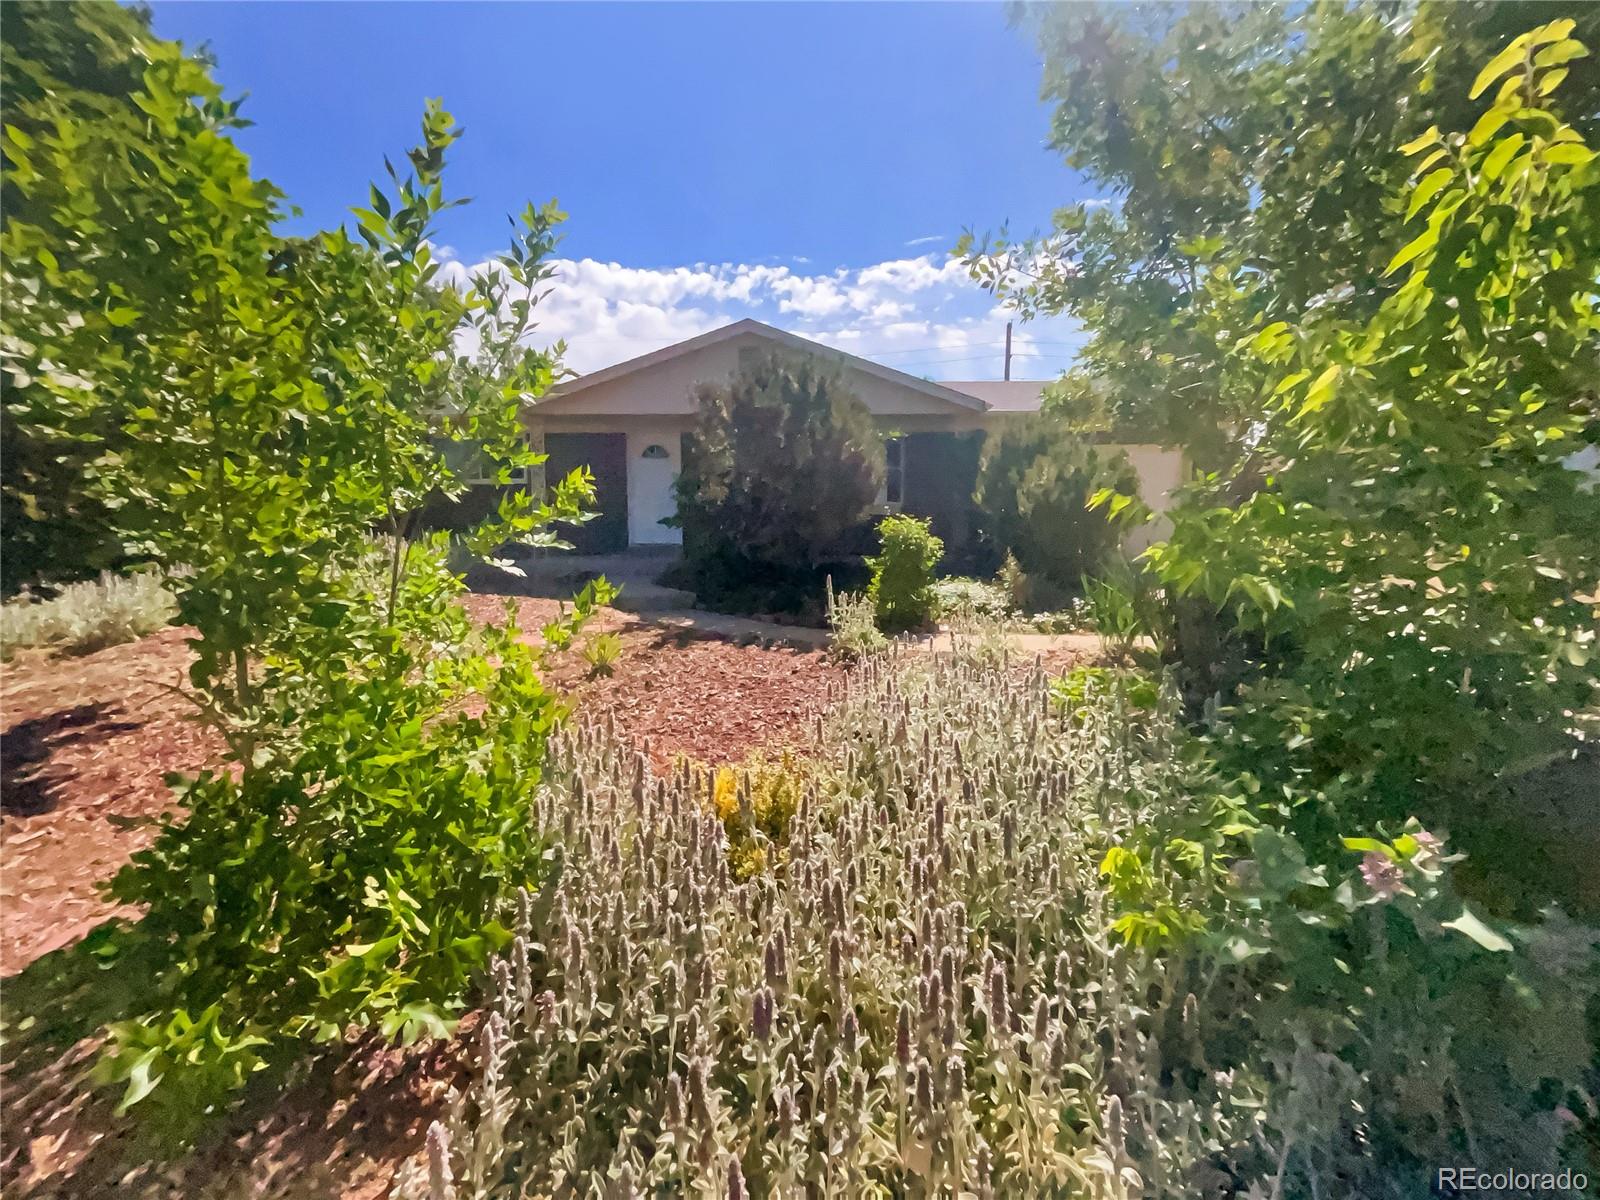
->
[664,1071,685,1128]
[987,959,1010,1035]
[425,1120,454,1200]
[753,987,775,1043]
[775,1084,797,1140]
[914,1056,935,1113]
[841,1007,859,1055]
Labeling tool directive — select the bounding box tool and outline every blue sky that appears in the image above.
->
[148,2,1096,379]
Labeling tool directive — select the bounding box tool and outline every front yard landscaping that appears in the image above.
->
[2,5,1597,1198]
[0,597,842,976]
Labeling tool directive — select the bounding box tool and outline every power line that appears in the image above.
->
[884,350,1078,370]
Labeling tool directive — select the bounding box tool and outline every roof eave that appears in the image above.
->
[533,318,989,414]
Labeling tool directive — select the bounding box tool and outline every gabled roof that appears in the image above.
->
[539,318,989,412]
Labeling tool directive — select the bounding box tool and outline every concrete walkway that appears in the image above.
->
[464,547,696,612]
[614,608,1101,656]
[468,550,1105,655]
[645,609,831,648]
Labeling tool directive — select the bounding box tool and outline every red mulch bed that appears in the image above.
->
[1,627,223,974]
[0,596,840,1198]
[460,594,841,767]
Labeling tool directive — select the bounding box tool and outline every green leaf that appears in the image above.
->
[1469,38,1530,100]
[1383,225,1438,277]
[1442,907,1513,953]
[1398,125,1440,155]
[345,933,402,962]
[1543,141,1596,166]
[1272,370,1309,397]
[114,1048,163,1114]
[1405,167,1453,220]
[1527,18,1576,47]
[1467,107,1510,148]
[1533,39,1588,69]
[1298,365,1341,416]
[1341,836,1392,856]
[1537,67,1569,95]
[1480,132,1526,181]
[1251,320,1290,351]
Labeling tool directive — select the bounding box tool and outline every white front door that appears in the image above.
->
[628,439,682,545]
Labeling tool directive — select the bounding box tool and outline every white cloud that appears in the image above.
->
[442,252,1083,380]
[904,234,945,247]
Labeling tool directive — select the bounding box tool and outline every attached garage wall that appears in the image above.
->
[542,432,628,553]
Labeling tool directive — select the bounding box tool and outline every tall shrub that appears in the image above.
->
[867,513,943,633]
[972,414,1136,598]
[673,350,881,595]
[969,3,1600,899]
[0,1,165,592]
[3,23,605,1123]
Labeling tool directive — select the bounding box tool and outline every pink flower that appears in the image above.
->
[1360,852,1407,899]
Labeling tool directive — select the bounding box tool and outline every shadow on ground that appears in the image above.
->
[1,929,459,1199]
[2,705,143,817]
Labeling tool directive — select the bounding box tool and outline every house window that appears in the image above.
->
[432,437,521,486]
[880,435,905,508]
[641,443,670,460]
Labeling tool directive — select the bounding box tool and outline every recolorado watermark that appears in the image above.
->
[1437,1166,1588,1194]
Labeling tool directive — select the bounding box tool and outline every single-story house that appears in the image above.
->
[514,318,1182,557]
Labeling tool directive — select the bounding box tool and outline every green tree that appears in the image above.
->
[1141,22,1600,866]
[673,350,882,594]
[0,0,168,591]
[3,19,605,1122]
[963,1,1600,469]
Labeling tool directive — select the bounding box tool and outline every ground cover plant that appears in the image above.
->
[0,570,174,660]
[824,577,887,663]
[929,576,1012,623]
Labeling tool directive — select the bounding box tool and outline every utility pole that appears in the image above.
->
[1003,321,1012,381]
